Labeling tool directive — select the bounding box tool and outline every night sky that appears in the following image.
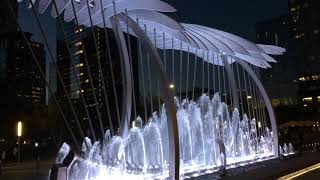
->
[165,0,289,41]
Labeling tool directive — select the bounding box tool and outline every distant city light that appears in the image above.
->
[302,97,312,101]
[247,96,252,99]
[169,84,174,89]
[17,121,22,137]
[258,121,262,128]
[35,142,39,147]
[303,104,307,107]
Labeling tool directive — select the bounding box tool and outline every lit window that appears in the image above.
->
[75,41,82,46]
[75,28,83,33]
[74,50,84,55]
[85,79,89,83]
[80,73,84,76]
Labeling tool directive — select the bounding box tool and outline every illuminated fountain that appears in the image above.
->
[56,93,275,179]
[14,0,286,179]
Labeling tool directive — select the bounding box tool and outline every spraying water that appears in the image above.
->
[60,93,275,179]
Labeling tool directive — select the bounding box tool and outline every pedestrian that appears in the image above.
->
[0,150,5,175]
[12,147,17,162]
[1,150,6,162]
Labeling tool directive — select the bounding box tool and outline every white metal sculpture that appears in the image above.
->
[16,0,286,179]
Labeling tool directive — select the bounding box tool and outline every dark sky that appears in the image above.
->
[164,0,289,41]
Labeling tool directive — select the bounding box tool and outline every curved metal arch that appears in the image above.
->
[110,16,133,137]
[116,13,180,179]
[221,55,240,111]
[234,57,279,157]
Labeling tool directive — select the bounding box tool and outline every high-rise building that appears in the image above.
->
[0,32,47,138]
[56,25,139,137]
[288,0,320,111]
[0,32,46,105]
[288,0,320,73]
[255,16,298,107]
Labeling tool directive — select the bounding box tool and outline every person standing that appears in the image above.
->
[0,150,5,175]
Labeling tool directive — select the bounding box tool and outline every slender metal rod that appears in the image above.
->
[248,69,257,120]
[202,51,205,94]
[5,0,80,149]
[172,37,175,96]
[163,33,166,72]
[186,46,190,100]
[126,10,137,120]
[207,52,210,95]
[52,0,97,138]
[242,64,252,119]
[100,0,121,131]
[29,1,85,139]
[192,49,198,100]
[222,58,227,103]
[212,53,216,94]
[153,28,161,112]
[236,62,245,114]
[179,42,183,101]
[144,25,153,114]
[137,19,148,121]
[218,55,221,97]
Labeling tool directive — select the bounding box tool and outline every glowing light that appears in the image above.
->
[258,121,261,128]
[303,97,312,101]
[303,104,307,107]
[278,163,320,180]
[35,142,39,147]
[247,96,252,99]
[17,121,22,137]
[169,84,174,89]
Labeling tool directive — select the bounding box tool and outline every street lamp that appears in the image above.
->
[17,121,22,137]
[17,121,22,163]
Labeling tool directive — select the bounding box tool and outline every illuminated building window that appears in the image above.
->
[80,72,84,76]
[298,77,306,81]
[74,50,84,55]
[75,41,82,46]
[76,63,84,68]
[75,27,83,33]
[85,79,89,83]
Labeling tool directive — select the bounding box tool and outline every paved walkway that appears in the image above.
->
[0,160,53,180]
[196,152,320,180]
